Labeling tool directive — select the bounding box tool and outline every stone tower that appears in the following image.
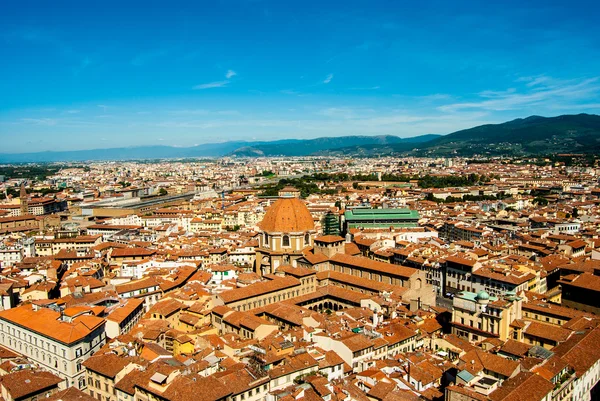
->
[19,183,28,216]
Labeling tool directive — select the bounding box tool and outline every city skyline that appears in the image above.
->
[1,0,600,152]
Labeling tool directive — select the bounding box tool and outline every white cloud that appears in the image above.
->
[169,109,240,115]
[193,80,230,90]
[526,76,550,87]
[438,77,600,112]
[20,118,57,126]
[349,86,380,90]
[516,75,551,87]
[323,74,334,84]
[225,70,237,79]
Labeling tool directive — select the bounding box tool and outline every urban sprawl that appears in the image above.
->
[0,156,599,401]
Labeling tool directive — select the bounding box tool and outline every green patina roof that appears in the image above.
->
[344,208,420,221]
[346,223,418,228]
[457,291,498,302]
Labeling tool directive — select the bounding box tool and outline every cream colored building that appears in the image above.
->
[451,290,523,343]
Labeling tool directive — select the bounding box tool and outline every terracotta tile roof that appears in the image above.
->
[558,271,600,292]
[222,310,274,331]
[148,299,186,317]
[82,353,133,379]
[499,339,532,357]
[218,276,300,304]
[0,304,105,345]
[268,352,318,379]
[315,235,344,243]
[531,355,569,381]
[552,326,600,375]
[340,333,374,352]
[460,349,519,378]
[489,371,553,401]
[279,265,317,277]
[259,198,315,233]
[316,270,407,295]
[111,247,156,258]
[330,254,417,279]
[301,251,329,264]
[115,277,160,295]
[445,255,477,267]
[216,368,269,396]
[106,299,145,323]
[46,387,97,401]
[0,370,62,400]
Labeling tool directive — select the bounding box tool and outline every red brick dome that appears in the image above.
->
[259,198,315,233]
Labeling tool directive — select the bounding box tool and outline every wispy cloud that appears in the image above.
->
[192,80,230,90]
[438,77,600,112]
[169,109,240,115]
[317,107,375,119]
[193,70,237,90]
[323,74,334,84]
[20,118,58,126]
[516,75,551,87]
[349,86,380,90]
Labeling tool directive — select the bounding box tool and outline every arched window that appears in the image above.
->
[304,233,310,245]
[282,235,290,247]
[264,234,269,246]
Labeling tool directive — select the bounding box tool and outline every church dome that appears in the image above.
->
[476,290,490,301]
[259,198,315,233]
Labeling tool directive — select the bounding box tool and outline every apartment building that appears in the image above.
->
[0,304,106,389]
[451,290,523,343]
[83,353,141,401]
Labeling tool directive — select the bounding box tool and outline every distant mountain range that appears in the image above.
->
[0,134,438,162]
[1,114,598,162]
[226,134,440,157]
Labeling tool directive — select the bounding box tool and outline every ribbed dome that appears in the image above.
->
[476,290,490,300]
[259,198,315,233]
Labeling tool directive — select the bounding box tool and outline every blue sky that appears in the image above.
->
[1,0,600,153]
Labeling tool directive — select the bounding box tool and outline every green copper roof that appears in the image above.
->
[346,222,418,228]
[457,291,498,302]
[344,208,420,221]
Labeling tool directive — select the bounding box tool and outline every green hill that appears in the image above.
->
[419,113,600,156]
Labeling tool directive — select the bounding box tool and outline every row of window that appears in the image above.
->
[0,325,83,358]
[231,384,268,401]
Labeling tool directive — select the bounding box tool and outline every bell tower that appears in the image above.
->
[19,183,28,216]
